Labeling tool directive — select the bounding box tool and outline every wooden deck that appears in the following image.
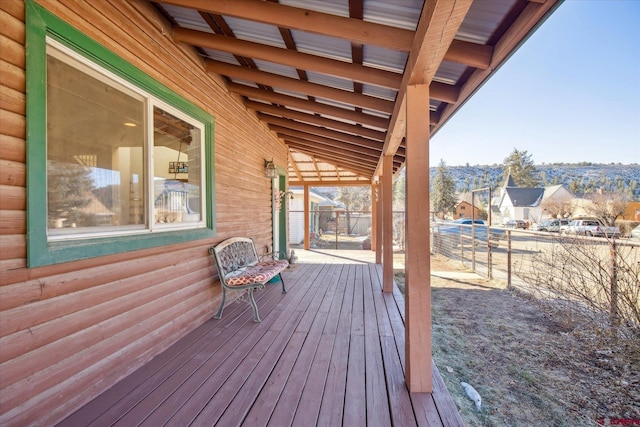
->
[58,250,463,427]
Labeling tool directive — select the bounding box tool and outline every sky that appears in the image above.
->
[429,0,640,167]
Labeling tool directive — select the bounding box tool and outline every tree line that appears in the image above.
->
[431,148,636,222]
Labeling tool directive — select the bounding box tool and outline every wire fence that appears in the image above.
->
[287,207,638,328]
[431,222,640,329]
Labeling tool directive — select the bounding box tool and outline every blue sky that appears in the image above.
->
[430,0,640,167]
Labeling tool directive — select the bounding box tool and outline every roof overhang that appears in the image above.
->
[154,0,562,184]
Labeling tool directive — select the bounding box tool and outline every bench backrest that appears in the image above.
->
[211,237,260,279]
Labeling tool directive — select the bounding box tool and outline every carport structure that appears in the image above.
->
[156,0,561,391]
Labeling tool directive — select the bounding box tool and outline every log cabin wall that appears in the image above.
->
[0,1,288,425]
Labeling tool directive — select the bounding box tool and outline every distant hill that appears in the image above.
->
[429,163,640,200]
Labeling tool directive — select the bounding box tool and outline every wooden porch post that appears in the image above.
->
[375,182,383,263]
[405,84,432,392]
[371,184,377,252]
[382,155,394,292]
[304,184,310,250]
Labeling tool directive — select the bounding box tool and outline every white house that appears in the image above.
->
[492,173,574,225]
[529,184,575,224]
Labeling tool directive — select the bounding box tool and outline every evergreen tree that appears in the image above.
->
[502,148,541,187]
[48,160,94,225]
[431,159,457,217]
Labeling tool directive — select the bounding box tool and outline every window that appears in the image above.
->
[47,44,205,238]
[27,1,215,266]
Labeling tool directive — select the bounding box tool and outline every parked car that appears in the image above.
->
[504,219,527,229]
[533,219,570,233]
[630,225,640,241]
[563,219,621,238]
[434,218,504,247]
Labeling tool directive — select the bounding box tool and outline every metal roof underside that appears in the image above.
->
[154,0,561,184]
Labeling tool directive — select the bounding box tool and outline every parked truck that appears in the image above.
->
[562,219,620,238]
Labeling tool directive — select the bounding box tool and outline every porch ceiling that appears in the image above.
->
[153,0,561,184]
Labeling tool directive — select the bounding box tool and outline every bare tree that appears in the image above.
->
[585,191,630,226]
[540,196,573,219]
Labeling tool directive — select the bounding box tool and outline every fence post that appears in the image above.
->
[487,227,492,280]
[471,224,476,272]
[610,240,619,326]
[507,230,512,288]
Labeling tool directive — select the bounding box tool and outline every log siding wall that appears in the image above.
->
[0,1,288,425]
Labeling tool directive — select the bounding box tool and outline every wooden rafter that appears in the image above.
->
[176,28,402,89]
[436,0,560,130]
[446,40,493,70]
[284,139,381,166]
[377,0,473,176]
[162,0,415,51]
[288,151,302,181]
[155,0,561,183]
[246,102,386,141]
[285,137,403,171]
[288,146,373,178]
[207,61,395,113]
[267,119,384,151]
[229,84,390,129]
[276,131,382,159]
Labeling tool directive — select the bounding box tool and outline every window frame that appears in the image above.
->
[26,1,216,267]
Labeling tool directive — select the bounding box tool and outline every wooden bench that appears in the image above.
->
[209,237,288,322]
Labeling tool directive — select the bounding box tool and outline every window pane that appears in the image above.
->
[153,107,202,224]
[47,51,146,235]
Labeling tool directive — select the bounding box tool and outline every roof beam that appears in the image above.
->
[378,0,473,175]
[289,179,371,186]
[284,137,377,169]
[288,148,374,177]
[229,83,390,129]
[288,151,303,181]
[311,157,322,180]
[284,135,404,167]
[207,61,395,113]
[287,147,375,177]
[265,117,384,150]
[444,40,493,70]
[272,127,382,158]
[162,0,414,52]
[436,0,561,131]
[282,134,380,163]
[430,81,460,104]
[251,105,386,141]
[176,28,402,89]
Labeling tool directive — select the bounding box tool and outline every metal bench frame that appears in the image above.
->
[209,237,287,322]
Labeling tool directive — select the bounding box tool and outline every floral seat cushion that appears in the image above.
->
[225,259,289,286]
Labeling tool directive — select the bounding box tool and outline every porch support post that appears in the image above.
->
[405,83,432,392]
[375,182,383,263]
[304,184,310,250]
[382,155,394,292]
[371,184,377,252]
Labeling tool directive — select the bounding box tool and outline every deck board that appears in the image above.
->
[57,250,464,427]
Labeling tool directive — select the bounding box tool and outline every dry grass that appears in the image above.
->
[402,255,640,426]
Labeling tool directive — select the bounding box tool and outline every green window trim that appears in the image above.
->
[26,0,216,267]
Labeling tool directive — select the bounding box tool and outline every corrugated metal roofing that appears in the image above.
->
[364,0,423,29]
[223,16,287,48]
[290,30,353,62]
[156,0,561,183]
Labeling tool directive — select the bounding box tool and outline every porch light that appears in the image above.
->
[264,159,277,178]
